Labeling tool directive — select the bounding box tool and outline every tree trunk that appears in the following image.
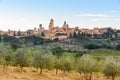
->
[84,74,88,80]
[112,76,115,80]
[46,68,48,72]
[56,69,58,75]
[2,65,8,73]
[40,68,42,75]
[79,72,84,80]
[21,67,23,72]
[89,72,92,80]
[36,67,39,71]
[64,70,66,74]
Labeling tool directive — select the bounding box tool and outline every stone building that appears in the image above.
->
[43,19,75,40]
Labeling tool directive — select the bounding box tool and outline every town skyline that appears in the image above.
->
[1,18,120,40]
[0,0,120,31]
[0,18,119,31]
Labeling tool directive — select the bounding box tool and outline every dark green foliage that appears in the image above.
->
[21,35,44,45]
[52,47,64,58]
[84,43,102,49]
[73,31,77,38]
[116,44,120,50]
[9,39,21,51]
[53,38,59,41]
[74,52,83,58]
[0,35,21,50]
[19,35,55,45]
[43,39,55,43]
[0,35,56,49]
[83,41,115,50]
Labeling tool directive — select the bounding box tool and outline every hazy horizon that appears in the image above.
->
[0,0,120,31]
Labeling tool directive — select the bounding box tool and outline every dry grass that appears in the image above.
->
[0,67,120,80]
[0,67,80,80]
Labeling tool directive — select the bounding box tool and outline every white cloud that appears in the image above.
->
[77,13,109,18]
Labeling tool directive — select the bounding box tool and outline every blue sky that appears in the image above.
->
[0,0,120,31]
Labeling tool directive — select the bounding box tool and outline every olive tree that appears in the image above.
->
[32,51,46,75]
[52,47,64,74]
[14,48,30,71]
[103,58,120,80]
[44,53,55,71]
[77,55,99,80]
[54,57,62,75]
[52,46,64,58]
[60,55,74,74]
[0,43,13,69]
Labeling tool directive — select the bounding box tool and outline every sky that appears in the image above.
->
[0,0,120,31]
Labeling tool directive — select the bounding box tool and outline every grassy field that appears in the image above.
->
[0,66,80,80]
[0,66,120,80]
[89,49,120,56]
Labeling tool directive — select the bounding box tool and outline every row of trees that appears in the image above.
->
[84,42,120,50]
[0,43,120,80]
[0,35,55,50]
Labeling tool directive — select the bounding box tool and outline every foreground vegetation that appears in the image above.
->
[0,42,120,80]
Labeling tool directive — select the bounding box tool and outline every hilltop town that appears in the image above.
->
[0,19,120,40]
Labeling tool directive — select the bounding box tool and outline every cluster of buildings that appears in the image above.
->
[0,19,118,40]
[0,24,45,38]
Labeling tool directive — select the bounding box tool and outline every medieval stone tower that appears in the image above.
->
[49,19,54,31]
